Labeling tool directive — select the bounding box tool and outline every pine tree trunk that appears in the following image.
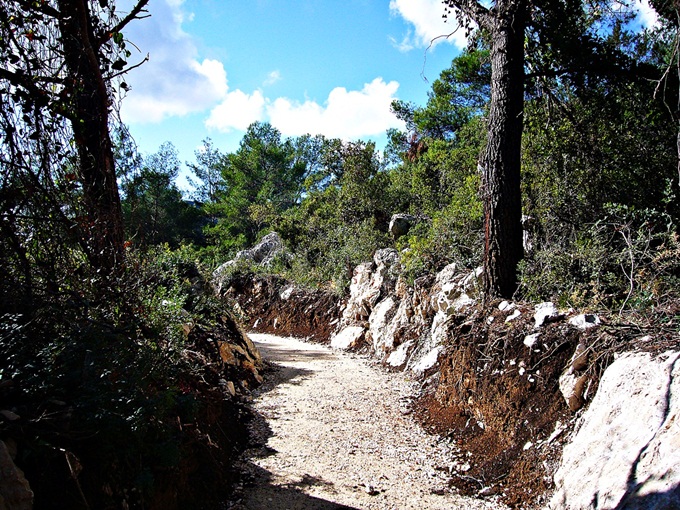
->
[481,5,527,298]
[58,0,125,273]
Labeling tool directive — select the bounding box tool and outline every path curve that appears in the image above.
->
[230,334,507,510]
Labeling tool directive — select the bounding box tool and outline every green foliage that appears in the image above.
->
[273,140,395,289]
[518,29,680,310]
[202,123,326,255]
[120,141,205,248]
[519,205,680,311]
[0,241,244,507]
[397,173,484,283]
[390,43,490,142]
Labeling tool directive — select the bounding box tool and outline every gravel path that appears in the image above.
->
[230,334,507,510]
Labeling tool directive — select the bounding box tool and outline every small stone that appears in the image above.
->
[499,300,516,311]
[568,313,601,330]
[524,333,540,348]
[534,302,560,328]
[505,309,522,322]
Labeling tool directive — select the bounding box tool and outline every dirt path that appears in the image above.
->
[230,334,507,510]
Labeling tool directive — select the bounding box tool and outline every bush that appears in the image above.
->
[518,205,680,312]
[0,246,252,509]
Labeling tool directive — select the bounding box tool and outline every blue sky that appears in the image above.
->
[118,0,470,188]
[118,0,658,190]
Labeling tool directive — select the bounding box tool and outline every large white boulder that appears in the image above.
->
[340,249,400,326]
[549,351,680,510]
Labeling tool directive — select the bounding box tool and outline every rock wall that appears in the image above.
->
[222,274,343,343]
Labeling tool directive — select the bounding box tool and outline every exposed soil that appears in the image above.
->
[414,303,579,509]
[223,274,342,343]
[230,334,508,510]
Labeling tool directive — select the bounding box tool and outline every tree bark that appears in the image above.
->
[58,0,125,273]
[481,2,528,298]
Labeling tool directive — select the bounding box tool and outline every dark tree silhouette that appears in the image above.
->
[0,0,149,273]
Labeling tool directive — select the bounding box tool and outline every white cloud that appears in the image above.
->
[266,78,405,139]
[389,0,468,50]
[264,70,282,86]
[205,90,266,132]
[636,0,659,28]
[119,0,229,123]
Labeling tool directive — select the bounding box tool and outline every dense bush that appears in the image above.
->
[0,247,253,509]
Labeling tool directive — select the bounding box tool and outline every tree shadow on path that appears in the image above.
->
[231,462,360,510]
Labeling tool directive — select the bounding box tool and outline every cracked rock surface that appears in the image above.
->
[230,334,507,510]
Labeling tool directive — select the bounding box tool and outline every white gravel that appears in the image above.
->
[231,333,508,510]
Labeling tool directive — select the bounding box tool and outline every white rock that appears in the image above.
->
[430,311,451,346]
[524,333,540,348]
[568,313,601,330]
[550,351,680,509]
[505,309,522,322]
[411,346,443,374]
[499,300,516,312]
[453,293,475,311]
[534,302,559,328]
[369,297,398,352]
[434,263,458,286]
[330,326,365,350]
[279,286,294,300]
[386,341,414,368]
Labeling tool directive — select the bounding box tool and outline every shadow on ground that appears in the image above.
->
[227,338,358,509]
[230,462,359,510]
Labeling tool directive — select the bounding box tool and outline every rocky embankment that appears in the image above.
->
[218,238,680,509]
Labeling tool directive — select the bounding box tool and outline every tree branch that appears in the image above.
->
[444,0,494,30]
[102,0,150,45]
[0,68,72,119]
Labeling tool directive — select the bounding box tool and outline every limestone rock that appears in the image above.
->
[389,213,418,239]
[524,333,540,348]
[369,297,398,353]
[550,351,680,510]
[330,326,365,350]
[410,346,443,374]
[533,302,561,328]
[505,309,522,323]
[430,265,481,317]
[558,371,589,411]
[568,313,601,330]
[337,249,400,331]
[386,340,415,368]
[214,232,285,291]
